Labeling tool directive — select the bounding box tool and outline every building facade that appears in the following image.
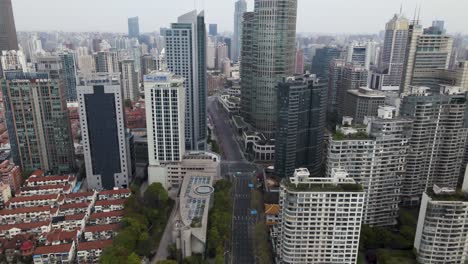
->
[232,0,247,62]
[275,74,326,178]
[311,46,343,80]
[94,51,119,74]
[240,0,297,138]
[119,59,139,101]
[163,10,207,151]
[58,51,78,102]
[400,86,467,205]
[276,168,364,264]
[1,72,75,173]
[343,87,386,123]
[77,73,130,190]
[327,107,412,226]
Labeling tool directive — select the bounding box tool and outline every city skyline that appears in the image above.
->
[12,0,468,34]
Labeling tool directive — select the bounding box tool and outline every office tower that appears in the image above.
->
[128,17,140,39]
[163,10,207,150]
[415,185,468,263]
[327,107,412,226]
[140,54,158,81]
[294,48,304,74]
[1,72,75,173]
[76,47,95,74]
[376,14,409,88]
[401,22,453,94]
[347,42,371,70]
[77,73,130,190]
[337,63,368,117]
[240,0,298,138]
[94,50,119,73]
[222,59,231,77]
[145,71,185,164]
[343,87,386,123]
[327,59,346,114]
[0,0,19,51]
[311,46,343,79]
[400,86,467,205]
[209,24,217,36]
[232,0,247,62]
[224,37,232,60]
[58,51,78,102]
[423,20,446,35]
[275,74,326,178]
[92,38,102,53]
[239,12,255,123]
[119,59,139,101]
[216,42,228,70]
[207,37,216,69]
[276,168,365,263]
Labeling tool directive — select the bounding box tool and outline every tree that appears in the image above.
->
[144,183,169,208]
[126,253,141,264]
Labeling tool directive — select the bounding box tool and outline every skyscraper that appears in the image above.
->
[276,168,365,263]
[163,10,207,151]
[144,71,185,164]
[77,73,131,190]
[1,72,75,174]
[327,107,412,226]
[343,87,386,124]
[216,42,228,70]
[128,17,140,39]
[0,0,18,51]
[327,59,346,115]
[337,63,368,117]
[119,59,139,101]
[400,22,453,94]
[311,46,343,79]
[400,86,467,205]
[294,48,304,74]
[94,50,119,73]
[58,51,78,102]
[375,14,410,88]
[275,74,326,178]
[239,12,255,123]
[232,0,247,62]
[209,24,217,36]
[346,42,371,70]
[240,0,298,138]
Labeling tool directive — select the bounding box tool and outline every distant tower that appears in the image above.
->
[209,24,218,36]
[0,0,19,51]
[77,73,131,190]
[294,48,304,74]
[58,51,78,102]
[240,0,298,138]
[232,0,247,62]
[94,50,119,73]
[128,17,140,39]
[163,10,207,151]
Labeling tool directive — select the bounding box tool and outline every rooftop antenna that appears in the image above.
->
[412,5,418,24]
[399,3,403,15]
[417,4,422,24]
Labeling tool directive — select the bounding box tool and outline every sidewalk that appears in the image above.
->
[152,197,179,263]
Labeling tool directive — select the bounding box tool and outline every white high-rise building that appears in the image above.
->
[346,41,372,70]
[144,71,185,165]
[207,37,216,69]
[232,0,247,62]
[163,10,207,151]
[1,50,27,73]
[414,184,468,264]
[276,168,365,264]
[119,59,139,101]
[216,42,228,70]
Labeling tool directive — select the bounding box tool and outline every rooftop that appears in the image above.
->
[94,199,126,206]
[332,130,370,141]
[84,223,121,233]
[26,175,73,183]
[283,179,364,193]
[77,240,113,251]
[46,229,79,243]
[59,202,89,209]
[0,206,51,215]
[9,194,59,203]
[33,243,73,255]
[98,189,131,196]
[0,220,51,231]
[65,191,95,199]
[89,210,124,219]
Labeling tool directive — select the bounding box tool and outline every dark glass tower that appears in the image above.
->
[128,17,140,38]
[0,0,19,51]
[275,74,327,178]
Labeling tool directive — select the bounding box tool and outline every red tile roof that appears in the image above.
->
[77,240,113,251]
[64,213,86,221]
[0,206,51,215]
[84,223,121,233]
[33,243,73,255]
[20,184,70,192]
[0,220,51,231]
[59,202,89,210]
[26,175,73,183]
[89,210,124,220]
[94,199,126,207]
[29,170,43,178]
[9,194,59,203]
[64,192,95,199]
[46,229,79,243]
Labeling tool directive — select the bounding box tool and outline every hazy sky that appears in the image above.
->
[12,0,468,34]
